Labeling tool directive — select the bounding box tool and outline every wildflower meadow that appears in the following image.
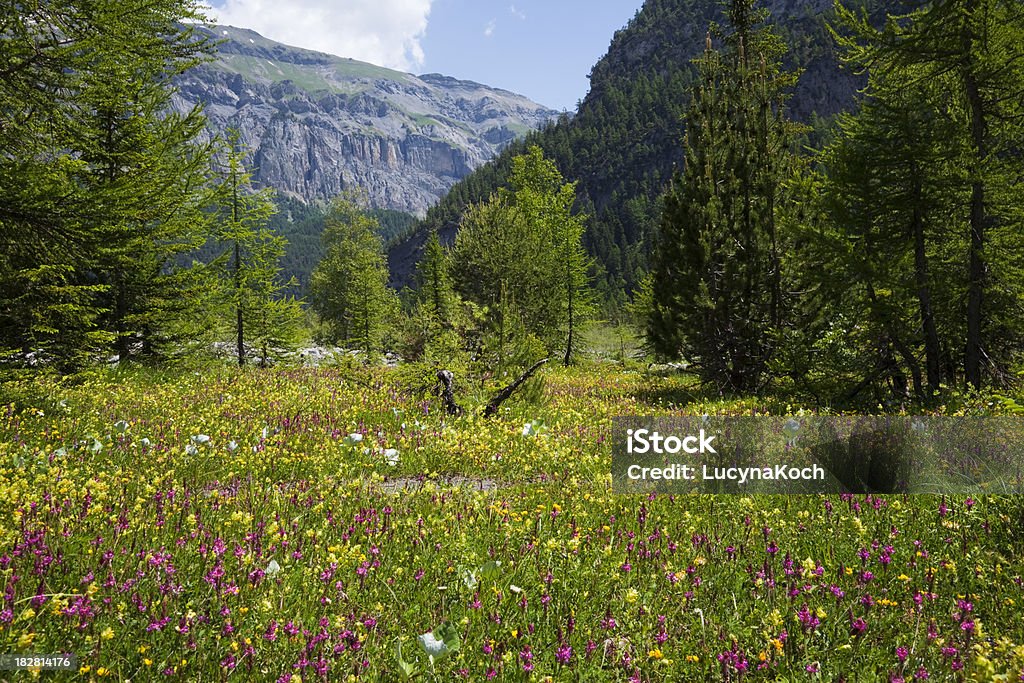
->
[1,365,1023,681]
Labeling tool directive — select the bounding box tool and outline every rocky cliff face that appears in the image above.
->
[172,26,558,215]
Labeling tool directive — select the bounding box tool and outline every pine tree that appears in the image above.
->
[648,1,799,392]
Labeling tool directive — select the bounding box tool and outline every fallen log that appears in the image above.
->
[435,358,550,418]
[482,358,549,418]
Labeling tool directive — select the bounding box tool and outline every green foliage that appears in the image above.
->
[477,282,543,381]
[812,69,962,402]
[205,197,416,300]
[211,132,305,366]
[264,196,331,298]
[451,146,594,367]
[0,0,215,369]
[0,264,113,373]
[416,232,457,330]
[396,0,904,306]
[371,209,419,245]
[820,0,1024,397]
[311,194,400,355]
[398,231,479,370]
[647,0,802,393]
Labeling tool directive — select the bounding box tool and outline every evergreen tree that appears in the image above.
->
[311,195,399,355]
[451,146,593,362]
[819,59,967,400]
[75,6,214,360]
[559,198,592,366]
[416,231,456,329]
[833,0,1024,389]
[213,133,303,366]
[0,0,213,369]
[648,1,799,392]
[400,230,471,366]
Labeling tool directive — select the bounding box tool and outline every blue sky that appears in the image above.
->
[208,0,646,111]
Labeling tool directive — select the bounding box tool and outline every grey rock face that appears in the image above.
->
[173,26,558,215]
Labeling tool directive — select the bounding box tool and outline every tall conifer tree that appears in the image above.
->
[451,146,593,362]
[213,133,302,366]
[833,0,1024,389]
[0,0,214,368]
[311,194,399,355]
[648,0,798,392]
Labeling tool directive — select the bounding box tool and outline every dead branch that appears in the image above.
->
[482,358,549,418]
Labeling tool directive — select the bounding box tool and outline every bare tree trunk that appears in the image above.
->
[436,370,464,416]
[910,167,941,398]
[435,359,550,418]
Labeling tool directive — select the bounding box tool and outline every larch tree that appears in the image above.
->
[213,132,303,366]
[451,146,593,364]
[417,231,456,331]
[0,0,214,369]
[820,54,966,400]
[311,194,399,356]
[833,0,1024,389]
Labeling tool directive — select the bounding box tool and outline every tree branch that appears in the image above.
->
[482,358,549,418]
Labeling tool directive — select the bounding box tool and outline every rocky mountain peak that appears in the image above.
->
[173,25,558,215]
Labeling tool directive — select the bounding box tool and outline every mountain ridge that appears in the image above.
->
[172,25,559,216]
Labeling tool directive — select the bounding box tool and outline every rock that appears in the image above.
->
[172,26,558,216]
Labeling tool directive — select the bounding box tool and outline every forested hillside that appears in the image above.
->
[387,0,1022,402]
[256,197,415,297]
[388,0,926,301]
[3,0,1020,403]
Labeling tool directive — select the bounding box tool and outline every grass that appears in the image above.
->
[215,54,413,95]
[582,323,644,365]
[1,364,1022,680]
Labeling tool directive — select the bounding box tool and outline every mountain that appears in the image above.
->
[388,0,926,299]
[172,26,559,216]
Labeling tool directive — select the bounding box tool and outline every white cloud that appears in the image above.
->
[508,4,525,20]
[483,18,496,38]
[213,0,433,71]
